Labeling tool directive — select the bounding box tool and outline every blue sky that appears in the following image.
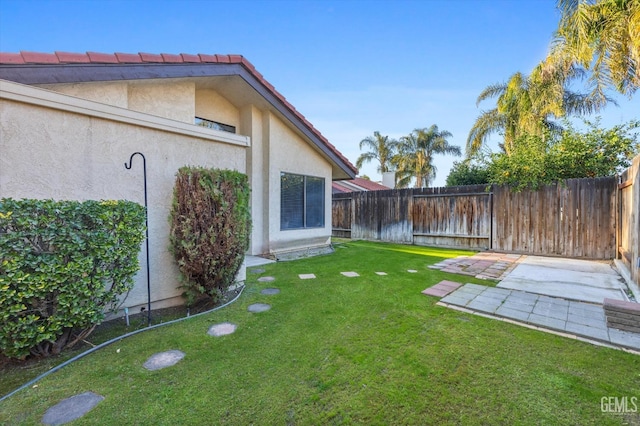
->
[1,0,638,186]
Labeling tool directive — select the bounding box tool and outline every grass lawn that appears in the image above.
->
[1,240,638,425]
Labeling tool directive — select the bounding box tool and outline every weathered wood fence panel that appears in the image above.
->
[412,185,491,249]
[331,193,352,238]
[492,177,616,258]
[333,178,618,259]
[618,156,639,287]
[351,190,413,243]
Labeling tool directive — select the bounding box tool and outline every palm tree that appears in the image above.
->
[355,131,398,174]
[466,70,608,157]
[393,126,461,188]
[547,0,640,98]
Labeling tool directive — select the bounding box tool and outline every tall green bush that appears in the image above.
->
[487,120,639,189]
[0,199,146,359]
[169,167,251,306]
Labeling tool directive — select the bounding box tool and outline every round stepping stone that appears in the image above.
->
[261,288,280,295]
[258,276,275,282]
[42,391,104,425]
[143,349,185,371]
[249,268,265,274]
[407,269,418,273]
[208,322,237,337]
[248,303,271,313]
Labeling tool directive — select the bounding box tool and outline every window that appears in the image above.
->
[194,117,236,134]
[280,172,325,230]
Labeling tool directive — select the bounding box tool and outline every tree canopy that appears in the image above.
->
[394,125,461,188]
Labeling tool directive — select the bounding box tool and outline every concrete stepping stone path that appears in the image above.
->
[258,276,275,282]
[248,303,271,313]
[375,272,388,276]
[261,288,280,295]
[143,350,185,371]
[407,269,418,273]
[341,271,359,277]
[42,391,104,425]
[299,273,316,279]
[208,322,237,337]
[249,268,266,274]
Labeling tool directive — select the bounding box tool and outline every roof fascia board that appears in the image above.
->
[0,63,356,179]
[0,79,250,147]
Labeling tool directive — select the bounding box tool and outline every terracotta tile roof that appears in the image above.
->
[351,177,391,191]
[332,178,391,193]
[0,50,358,176]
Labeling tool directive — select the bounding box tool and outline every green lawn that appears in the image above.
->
[1,240,638,425]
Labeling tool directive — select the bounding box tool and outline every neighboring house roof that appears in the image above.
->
[332,177,391,193]
[0,51,357,179]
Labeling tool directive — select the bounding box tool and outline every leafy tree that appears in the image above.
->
[487,119,639,189]
[467,70,607,157]
[355,131,398,174]
[446,159,491,186]
[393,125,461,188]
[546,0,640,99]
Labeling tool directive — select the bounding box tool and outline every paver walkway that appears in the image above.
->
[437,283,640,352]
[429,252,522,280]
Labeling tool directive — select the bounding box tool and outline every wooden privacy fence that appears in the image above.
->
[332,177,619,259]
[617,156,639,285]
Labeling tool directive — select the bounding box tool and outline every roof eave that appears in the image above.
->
[0,61,357,179]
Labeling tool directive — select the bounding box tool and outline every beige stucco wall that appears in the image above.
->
[8,73,343,262]
[0,81,248,312]
[128,80,195,123]
[240,105,269,255]
[196,89,240,130]
[38,81,129,108]
[266,112,333,253]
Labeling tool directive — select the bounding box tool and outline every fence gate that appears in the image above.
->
[492,177,617,259]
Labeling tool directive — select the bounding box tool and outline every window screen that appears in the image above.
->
[281,173,325,229]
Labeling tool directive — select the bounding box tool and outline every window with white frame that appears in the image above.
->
[194,116,236,133]
[280,172,325,230]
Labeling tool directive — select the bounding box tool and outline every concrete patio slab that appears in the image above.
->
[497,257,629,304]
[245,255,276,267]
[437,283,640,352]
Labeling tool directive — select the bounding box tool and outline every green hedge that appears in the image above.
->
[0,199,146,359]
[170,167,251,306]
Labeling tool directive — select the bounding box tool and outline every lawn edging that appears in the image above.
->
[0,285,246,403]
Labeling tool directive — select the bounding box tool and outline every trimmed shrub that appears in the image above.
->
[0,199,146,359]
[169,167,251,306]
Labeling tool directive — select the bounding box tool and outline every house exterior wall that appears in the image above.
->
[0,81,248,312]
[267,112,333,254]
[10,74,342,260]
[128,80,195,123]
[240,105,269,255]
[37,81,129,108]
[195,89,240,130]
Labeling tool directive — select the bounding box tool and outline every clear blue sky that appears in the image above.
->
[1,0,638,186]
